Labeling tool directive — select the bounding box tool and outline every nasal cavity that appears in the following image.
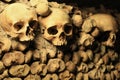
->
[26,27,30,35]
[59,32,66,39]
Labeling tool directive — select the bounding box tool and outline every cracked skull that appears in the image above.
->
[0,3,38,41]
[39,8,72,46]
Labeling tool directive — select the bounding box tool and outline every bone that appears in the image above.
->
[33,49,41,61]
[39,7,72,46]
[25,50,33,63]
[102,54,109,65]
[3,77,22,80]
[0,3,38,41]
[30,61,41,74]
[0,61,5,74]
[82,13,118,33]
[105,73,111,80]
[36,3,51,16]
[24,74,41,80]
[61,4,73,14]
[0,69,9,80]
[0,26,11,52]
[9,64,30,77]
[115,63,120,71]
[72,10,83,27]
[78,50,89,62]
[86,49,93,61]
[57,50,64,59]
[66,61,76,72]
[1,0,13,3]
[106,65,114,72]
[34,35,57,63]
[18,0,30,5]
[77,62,89,73]
[102,32,117,47]
[30,0,51,16]
[48,2,60,8]
[95,59,103,68]
[0,0,120,80]
[88,68,104,80]
[59,70,75,80]
[76,72,83,80]
[2,51,25,67]
[30,0,39,6]
[93,53,101,64]
[83,73,89,80]
[91,27,100,37]
[107,49,118,61]
[72,52,81,65]
[47,58,65,73]
[0,36,11,52]
[113,70,120,79]
[11,40,29,51]
[30,0,48,6]
[79,32,94,46]
[42,74,59,80]
[30,61,47,75]
[63,52,72,62]
[48,2,73,14]
[82,13,118,47]
[88,62,94,70]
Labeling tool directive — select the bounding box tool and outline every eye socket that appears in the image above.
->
[47,26,58,35]
[96,31,110,42]
[29,20,38,29]
[64,24,72,34]
[14,22,23,31]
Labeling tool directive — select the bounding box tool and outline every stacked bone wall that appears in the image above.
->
[0,0,120,80]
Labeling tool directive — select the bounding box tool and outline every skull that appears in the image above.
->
[0,3,38,41]
[82,14,118,47]
[39,8,72,46]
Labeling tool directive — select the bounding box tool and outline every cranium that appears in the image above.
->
[39,8,72,46]
[0,3,38,41]
[82,14,118,47]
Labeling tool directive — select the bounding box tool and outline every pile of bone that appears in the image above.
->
[0,0,120,80]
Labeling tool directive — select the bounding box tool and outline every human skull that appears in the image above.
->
[39,8,72,46]
[0,3,38,41]
[82,14,118,47]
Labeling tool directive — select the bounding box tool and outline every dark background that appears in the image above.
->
[49,0,120,11]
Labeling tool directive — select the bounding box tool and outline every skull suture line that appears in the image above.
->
[0,3,38,41]
[39,8,73,46]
